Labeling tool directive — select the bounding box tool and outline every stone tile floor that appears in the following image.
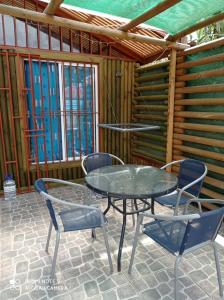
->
[0,186,223,300]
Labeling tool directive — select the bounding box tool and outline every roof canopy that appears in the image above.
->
[64,0,224,38]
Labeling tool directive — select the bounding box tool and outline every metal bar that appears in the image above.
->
[69,62,75,159]
[62,62,68,161]
[17,55,31,190]
[90,64,94,152]
[118,199,127,272]
[55,60,62,162]
[46,61,55,162]
[98,123,160,132]
[77,64,82,160]
[84,63,88,154]
[0,112,8,174]
[5,52,21,191]
[39,59,49,176]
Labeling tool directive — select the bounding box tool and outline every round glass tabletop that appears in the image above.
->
[85,164,178,199]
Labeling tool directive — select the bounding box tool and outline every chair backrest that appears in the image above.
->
[34,179,58,230]
[178,159,207,197]
[179,207,224,254]
[82,152,123,174]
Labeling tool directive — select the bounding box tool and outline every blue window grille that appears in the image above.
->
[24,60,98,163]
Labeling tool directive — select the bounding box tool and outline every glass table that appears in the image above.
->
[85,164,178,271]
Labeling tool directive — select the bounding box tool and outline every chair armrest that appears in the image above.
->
[160,159,184,170]
[187,198,224,206]
[41,178,87,188]
[81,157,88,175]
[140,212,200,221]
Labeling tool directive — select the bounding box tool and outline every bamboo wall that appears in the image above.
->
[173,39,224,200]
[0,50,134,192]
[132,60,169,165]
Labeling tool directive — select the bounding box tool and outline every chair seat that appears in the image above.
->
[154,190,193,207]
[59,207,107,232]
[143,220,187,254]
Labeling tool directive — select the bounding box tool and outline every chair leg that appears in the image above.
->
[131,200,135,226]
[45,221,53,253]
[50,231,61,279]
[174,255,182,300]
[101,224,113,274]
[128,214,143,274]
[212,242,223,297]
[91,228,96,239]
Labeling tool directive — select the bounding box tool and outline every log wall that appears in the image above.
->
[173,38,224,200]
[132,60,169,165]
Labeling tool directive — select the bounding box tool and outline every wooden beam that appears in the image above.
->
[119,0,181,31]
[168,12,224,41]
[44,0,64,15]
[0,4,189,49]
[166,49,176,167]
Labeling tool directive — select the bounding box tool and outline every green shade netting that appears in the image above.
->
[63,0,224,35]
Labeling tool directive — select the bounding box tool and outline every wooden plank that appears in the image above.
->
[0,4,189,49]
[136,60,169,72]
[132,149,166,162]
[176,53,224,70]
[134,104,167,111]
[176,68,224,81]
[175,84,224,94]
[175,98,224,106]
[134,114,167,121]
[136,72,169,82]
[133,140,166,152]
[166,48,176,165]
[201,187,224,200]
[119,0,181,31]
[204,176,224,190]
[182,37,224,56]
[173,144,224,161]
[174,122,224,133]
[173,133,224,148]
[174,111,224,120]
[134,95,168,100]
[135,83,168,91]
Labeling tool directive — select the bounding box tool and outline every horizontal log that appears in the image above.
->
[0,4,189,49]
[133,140,166,152]
[175,98,224,106]
[173,133,224,148]
[173,144,224,161]
[136,60,169,72]
[204,176,224,190]
[175,84,224,94]
[132,149,166,162]
[134,105,167,111]
[135,83,168,91]
[176,53,224,70]
[176,68,224,82]
[182,37,224,56]
[174,111,224,120]
[134,95,168,100]
[174,122,224,133]
[134,114,167,121]
[133,132,167,141]
[136,72,169,82]
[201,187,224,200]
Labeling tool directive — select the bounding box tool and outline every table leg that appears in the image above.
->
[117,199,127,272]
[151,197,155,214]
[104,196,111,215]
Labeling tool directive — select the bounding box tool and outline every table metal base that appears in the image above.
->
[104,197,151,272]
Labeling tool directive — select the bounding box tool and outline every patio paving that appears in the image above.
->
[0,186,223,300]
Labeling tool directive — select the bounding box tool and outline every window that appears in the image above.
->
[24,60,98,163]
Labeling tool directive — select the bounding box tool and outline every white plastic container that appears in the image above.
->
[3,175,16,201]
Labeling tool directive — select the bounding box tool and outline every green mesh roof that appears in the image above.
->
[64,0,224,36]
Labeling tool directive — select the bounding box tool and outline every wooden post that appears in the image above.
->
[166,48,176,167]
[44,0,64,15]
